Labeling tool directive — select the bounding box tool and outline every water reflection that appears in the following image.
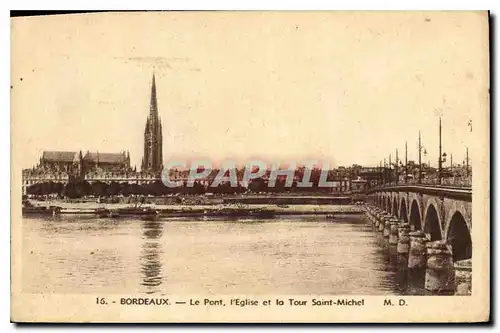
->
[39,215,121,235]
[22,215,447,295]
[139,221,164,294]
[394,255,410,294]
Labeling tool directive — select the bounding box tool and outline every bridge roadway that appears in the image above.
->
[366,184,472,262]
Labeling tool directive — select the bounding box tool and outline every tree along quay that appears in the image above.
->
[363,204,471,295]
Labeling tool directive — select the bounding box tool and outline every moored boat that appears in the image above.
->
[250,209,275,218]
[108,211,120,218]
[141,213,160,221]
[117,206,149,216]
[141,209,160,221]
[96,208,110,218]
[23,204,61,216]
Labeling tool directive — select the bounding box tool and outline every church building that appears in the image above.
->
[22,73,165,195]
[82,151,131,173]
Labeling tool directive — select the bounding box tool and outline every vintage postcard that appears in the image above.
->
[11,11,490,323]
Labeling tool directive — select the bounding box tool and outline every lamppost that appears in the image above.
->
[463,147,470,179]
[383,158,386,185]
[418,131,427,184]
[466,147,469,178]
[395,149,399,184]
[450,153,453,173]
[405,141,408,183]
[379,161,382,186]
[438,116,442,183]
[437,116,448,185]
[389,153,392,184]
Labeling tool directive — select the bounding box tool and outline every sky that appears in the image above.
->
[11,11,489,170]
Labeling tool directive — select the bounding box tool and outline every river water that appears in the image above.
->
[22,214,436,295]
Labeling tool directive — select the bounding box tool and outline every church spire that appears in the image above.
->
[142,73,163,174]
[150,73,157,118]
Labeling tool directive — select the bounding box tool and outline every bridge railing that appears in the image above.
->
[371,177,471,191]
[408,178,471,188]
[439,178,472,188]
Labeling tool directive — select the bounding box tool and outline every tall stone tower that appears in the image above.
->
[141,73,163,174]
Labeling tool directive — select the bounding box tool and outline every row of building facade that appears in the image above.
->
[22,74,165,195]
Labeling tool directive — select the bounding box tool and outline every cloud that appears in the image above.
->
[115,56,192,70]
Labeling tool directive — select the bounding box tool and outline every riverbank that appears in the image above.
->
[28,193,365,206]
[23,199,363,218]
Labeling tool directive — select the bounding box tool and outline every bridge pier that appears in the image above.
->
[374,212,383,228]
[408,230,428,269]
[425,241,455,292]
[397,224,410,254]
[363,201,472,295]
[379,216,389,233]
[368,185,472,263]
[454,259,472,295]
[383,218,394,237]
[389,222,399,245]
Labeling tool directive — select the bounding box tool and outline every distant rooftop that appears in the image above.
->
[83,152,128,164]
[42,151,78,163]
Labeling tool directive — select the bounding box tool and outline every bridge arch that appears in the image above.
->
[392,197,398,218]
[446,211,472,261]
[426,198,445,230]
[409,200,422,230]
[424,204,442,241]
[400,198,408,222]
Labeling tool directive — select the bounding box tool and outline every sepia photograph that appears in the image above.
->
[10,11,490,323]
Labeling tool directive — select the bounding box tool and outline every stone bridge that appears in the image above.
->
[366,185,472,262]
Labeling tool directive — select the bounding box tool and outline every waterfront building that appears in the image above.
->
[351,178,368,193]
[22,150,136,195]
[22,168,71,196]
[359,167,384,188]
[83,170,157,185]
